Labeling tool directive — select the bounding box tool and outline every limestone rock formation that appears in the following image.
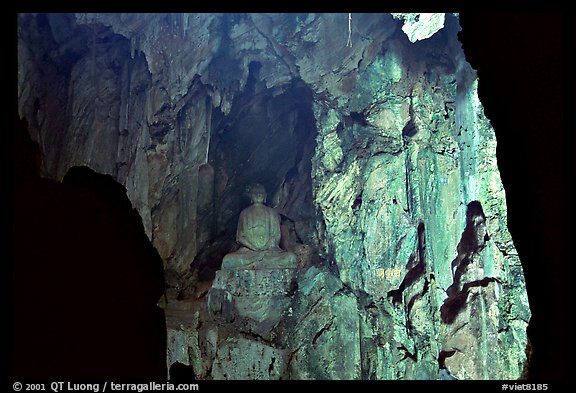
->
[17,13,531,380]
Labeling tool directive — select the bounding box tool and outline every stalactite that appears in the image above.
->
[180,13,185,39]
[130,35,136,59]
[184,14,190,39]
[91,24,96,84]
[204,95,211,165]
[119,58,130,133]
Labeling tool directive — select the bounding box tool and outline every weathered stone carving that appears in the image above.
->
[222,183,297,270]
[207,183,297,342]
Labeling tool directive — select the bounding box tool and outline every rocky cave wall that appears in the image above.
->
[17,13,530,380]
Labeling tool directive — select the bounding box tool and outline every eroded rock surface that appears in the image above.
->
[18,13,530,379]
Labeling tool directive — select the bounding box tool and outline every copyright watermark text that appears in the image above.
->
[12,382,199,393]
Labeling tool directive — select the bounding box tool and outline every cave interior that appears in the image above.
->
[9,12,565,381]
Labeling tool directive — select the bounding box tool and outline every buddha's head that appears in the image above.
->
[247,183,267,204]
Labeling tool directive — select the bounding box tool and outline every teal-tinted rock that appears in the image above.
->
[18,12,531,380]
[212,336,288,380]
[287,267,361,379]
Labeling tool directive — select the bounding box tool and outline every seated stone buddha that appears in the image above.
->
[221,183,297,269]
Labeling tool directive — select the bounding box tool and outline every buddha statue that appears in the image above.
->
[222,183,297,269]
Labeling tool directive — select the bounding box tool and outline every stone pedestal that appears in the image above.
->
[222,247,297,269]
[207,268,296,332]
[206,266,297,379]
